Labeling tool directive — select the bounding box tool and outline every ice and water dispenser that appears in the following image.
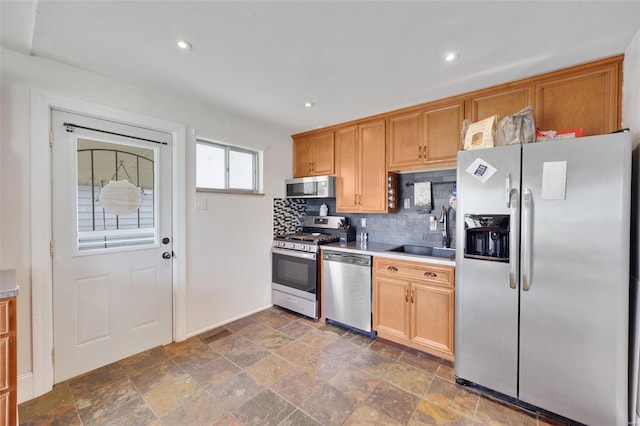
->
[463,214,510,262]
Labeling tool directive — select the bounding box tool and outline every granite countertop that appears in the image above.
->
[0,270,20,298]
[321,241,456,267]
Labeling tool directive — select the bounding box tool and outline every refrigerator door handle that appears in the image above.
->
[506,173,511,208]
[522,188,533,291]
[509,188,519,289]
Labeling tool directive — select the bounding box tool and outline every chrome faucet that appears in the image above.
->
[438,205,450,248]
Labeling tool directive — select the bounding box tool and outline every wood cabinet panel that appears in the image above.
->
[387,111,422,169]
[467,86,532,122]
[0,298,15,426]
[335,120,388,213]
[535,63,620,136]
[423,101,464,166]
[292,130,334,177]
[373,258,454,360]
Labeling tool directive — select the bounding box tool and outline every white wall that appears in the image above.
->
[624,28,640,148]
[0,48,292,388]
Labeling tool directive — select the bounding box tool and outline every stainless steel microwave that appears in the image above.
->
[285,176,335,198]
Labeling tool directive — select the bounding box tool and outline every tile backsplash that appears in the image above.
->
[278,169,457,249]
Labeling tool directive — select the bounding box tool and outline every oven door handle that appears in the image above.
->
[271,247,317,260]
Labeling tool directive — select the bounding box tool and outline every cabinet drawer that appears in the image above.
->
[0,301,7,335]
[375,258,454,287]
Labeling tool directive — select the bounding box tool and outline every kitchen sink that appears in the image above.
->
[387,245,455,260]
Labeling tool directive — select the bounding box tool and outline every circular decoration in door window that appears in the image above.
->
[98,180,142,215]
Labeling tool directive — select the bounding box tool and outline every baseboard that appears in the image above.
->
[17,372,35,404]
[185,304,273,340]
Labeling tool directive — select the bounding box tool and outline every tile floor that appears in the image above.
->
[19,307,562,425]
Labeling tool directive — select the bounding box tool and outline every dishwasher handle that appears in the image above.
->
[323,252,372,267]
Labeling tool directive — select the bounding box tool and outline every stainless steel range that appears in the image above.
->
[271,216,344,319]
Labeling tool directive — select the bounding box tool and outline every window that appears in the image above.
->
[196,139,260,193]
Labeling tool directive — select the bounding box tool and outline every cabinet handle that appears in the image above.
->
[418,146,422,159]
[405,289,408,302]
[410,289,414,303]
[424,272,437,278]
[387,266,398,272]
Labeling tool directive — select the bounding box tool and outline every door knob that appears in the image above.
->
[162,252,172,259]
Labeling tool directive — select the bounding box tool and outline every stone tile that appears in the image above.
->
[300,384,357,426]
[409,398,479,425]
[365,380,421,424]
[224,315,256,332]
[18,382,74,422]
[262,312,298,329]
[476,396,538,425]
[87,397,158,425]
[278,320,315,339]
[298,316,325,328]
[118,346,169,374]
[341,331,376,348]
[368,339,405,361]
[236,322,278,341]
[18,402,81,426]
[398,349,442,375]
[299,351,345,382]
[424,377,479,416]
[208,333,253,355]
[436,362,456,382]
[233,388,296,426]
[213,414,244,426]
[350,349,397,379]
[128,358,189,394]
[160,390,226,425]
[143,374,202,416]
[198,326,233,345]
[162,336,207,358]
[342,405,400,425]
[280,409,323,426]
[322,338,364,358]
[328,367,380,403]
[67,363,128,399]
[249,307,283,322]
[222,340,271,368]
[75,378,142,424]
[245,354,295,386]
[206,372,264,414]
[171,343,221,374]
[319,322,350,337]
[251,328,295,351]
[275,340,318,366]
[297,327,341,350]
[189,356,242,389]
[269,369,324,406]
[384,361,432,397]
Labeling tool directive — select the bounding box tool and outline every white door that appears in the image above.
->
[51,110,173,383]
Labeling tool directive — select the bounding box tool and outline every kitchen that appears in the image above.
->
[3,1,640,425]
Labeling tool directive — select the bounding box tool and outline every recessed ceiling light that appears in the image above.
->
[444,52,458,62]
[176,39,192,50]
[304,101,315,108]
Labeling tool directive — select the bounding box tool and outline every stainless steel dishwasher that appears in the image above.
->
[322,251,373,334]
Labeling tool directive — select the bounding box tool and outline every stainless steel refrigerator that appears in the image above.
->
[455,132,631,425]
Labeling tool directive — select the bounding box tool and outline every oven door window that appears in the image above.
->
[286,182,318,197]
[272,251,317,294]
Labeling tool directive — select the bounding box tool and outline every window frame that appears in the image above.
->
[195,138,262,195]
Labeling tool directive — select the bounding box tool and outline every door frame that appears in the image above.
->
[27,90,187,400]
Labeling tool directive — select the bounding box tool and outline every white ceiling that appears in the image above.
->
[2,1,640,134]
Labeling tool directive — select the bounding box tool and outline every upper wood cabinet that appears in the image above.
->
[335,120,388,213]
[292,130,335,177]
[534,59,621,136]
[466,85,533,122]
[387,98,464,172]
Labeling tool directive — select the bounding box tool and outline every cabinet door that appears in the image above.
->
[335,126,359,212]
[293,136,313,177]
[535,63,620,136]
[467,86,532,122]
[311,131,335,176]
[411,282,454,360]
[358,120,387,213]
[373,276,410,340]
[423,100,464,167]
[387,111,422,170]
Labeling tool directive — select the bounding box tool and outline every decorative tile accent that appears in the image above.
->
[273,198,306,236]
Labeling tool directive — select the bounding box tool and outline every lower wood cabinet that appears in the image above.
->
[373,257,454,361]
[0,297,16,426]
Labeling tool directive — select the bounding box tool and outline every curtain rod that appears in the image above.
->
[63,122,168,145]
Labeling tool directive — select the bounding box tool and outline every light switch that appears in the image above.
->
[195,198,208,210]
[360,218,367,228]
[404,198,411,209]
[430,216,437,231]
